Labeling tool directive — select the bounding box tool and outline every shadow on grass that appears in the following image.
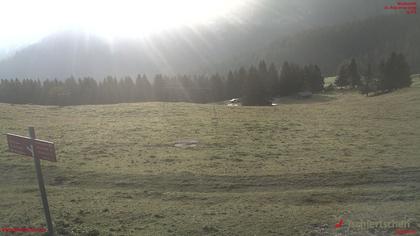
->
[1,163,416,194]
[2,163,419,207]
[273,94,337,105]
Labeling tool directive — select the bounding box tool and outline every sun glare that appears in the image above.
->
[73,0,248,39]
[0,0,250,48]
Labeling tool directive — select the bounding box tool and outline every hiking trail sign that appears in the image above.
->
[6,133,56,162]
[5,127,56,236]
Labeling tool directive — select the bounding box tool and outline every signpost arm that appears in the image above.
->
[29,127,54,236]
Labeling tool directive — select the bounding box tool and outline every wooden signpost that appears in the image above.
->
[5,127,56,236]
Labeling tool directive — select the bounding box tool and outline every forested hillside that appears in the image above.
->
[0,0,390,79]
[265,14,420,75]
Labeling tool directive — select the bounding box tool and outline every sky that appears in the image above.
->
[0,0,250,57]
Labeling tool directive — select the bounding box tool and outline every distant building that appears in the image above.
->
[229,98,240,103]
[227,98,241,106]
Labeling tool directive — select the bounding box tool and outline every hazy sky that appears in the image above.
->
[0,0,249,55]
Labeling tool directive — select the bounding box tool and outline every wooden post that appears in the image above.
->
[28,127,54,236]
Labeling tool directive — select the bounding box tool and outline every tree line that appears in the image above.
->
[335,52,412,96]
[0,60,324,106]
[0,52,411,106]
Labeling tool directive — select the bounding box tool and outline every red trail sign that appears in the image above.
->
[6,133,56,162]
[5,128,56,235]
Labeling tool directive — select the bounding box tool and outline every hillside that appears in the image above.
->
[0,76,419,235]
[0,0,391,79]
[265,14,420,75]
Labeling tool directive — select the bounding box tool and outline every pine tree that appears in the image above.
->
[279,62,304,96]
[335,62,349,87]
[119,76,135,102]
[210,73,225,102]
[195,75,211,103]
[136,74,152,101]
[242,66,270,106]
[348,58,361,88]
[279,62,291,95]
[237,66,247,98]
[153,74,167,101]
[360,63,374,96]
[379,52,411,92]
[225,70,239,99]
[395,53,411,88]
[64,77,80,105]
[79,77,98,104]
[258,60,269,95]
[101,76,120,104]
[267,63,279,96]
[303,64,324,92]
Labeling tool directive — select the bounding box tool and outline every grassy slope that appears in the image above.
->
[0,76,419,235]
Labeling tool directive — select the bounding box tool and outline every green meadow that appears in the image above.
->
[1,76,419,236]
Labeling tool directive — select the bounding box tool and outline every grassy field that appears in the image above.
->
[1,76,419,236]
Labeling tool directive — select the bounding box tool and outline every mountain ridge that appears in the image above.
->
[0,0,394,79]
